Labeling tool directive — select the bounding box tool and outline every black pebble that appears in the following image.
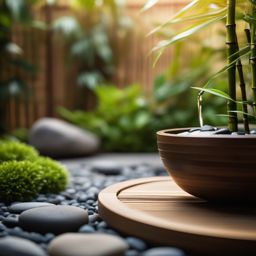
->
[188,127,201,133]
[214,128,231,135]
[0,223,6,232]
[2,216,19,228]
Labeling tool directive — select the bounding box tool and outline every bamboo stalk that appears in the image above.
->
[226,0,238,131]
[235,36,250,133]
[250,5,256,113]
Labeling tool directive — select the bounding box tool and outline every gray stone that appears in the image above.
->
[142,247,185,256]
[8,228,45,243]
[250,129,256,134]
[126,237,147,251]
[2,215,18,228]
[29,118,100,158]
[126,250,140,256]
[0,236,47,256]
[9,202,54,214]
[91,162,122,175]
[19,205,88,234]
[0,223,6,232]
[200,125,217,131]
[48,233,128,256]
[78,224,95,233]
[231,131,245,135]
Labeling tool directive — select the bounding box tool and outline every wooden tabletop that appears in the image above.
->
[98,177,256,256]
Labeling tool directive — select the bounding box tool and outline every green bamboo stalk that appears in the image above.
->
[226,0,238,132]
[250,5,256,113]
[235,37,250,133]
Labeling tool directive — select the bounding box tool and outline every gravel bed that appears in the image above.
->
[0,161,187,256]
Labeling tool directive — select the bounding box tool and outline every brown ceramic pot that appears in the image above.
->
[157,128,256,203]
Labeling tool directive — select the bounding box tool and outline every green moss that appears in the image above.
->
[0,161,44,201]
[35,157,69,194]
[0,141,69,201]
[0,141,38,163]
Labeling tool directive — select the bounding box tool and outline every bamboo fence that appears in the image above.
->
[6,1,191,130]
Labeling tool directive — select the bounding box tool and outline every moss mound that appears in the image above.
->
[0,161,44,201]
[35,157,69,194]
[0,141,70,201]
[0,141,38,163]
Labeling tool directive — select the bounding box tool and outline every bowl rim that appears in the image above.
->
[157,127,256,140]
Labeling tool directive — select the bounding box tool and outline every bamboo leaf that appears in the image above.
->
[153,49,164,67]
[169,0,226,21]
[141,0,159,12]
[201,47,251,89]
[149,7,226,36]
[153,16,224,51]
[228,110,256,118]
[228,45,250,61]
[191,87,235,102]
[148,0,227,35]
[243,14,256,25]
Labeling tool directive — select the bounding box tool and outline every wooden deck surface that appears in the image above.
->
[99,177,256,256]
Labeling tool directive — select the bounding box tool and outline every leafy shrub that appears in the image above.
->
[0,141,39,163]
[0,161,44,201]
[35,157,69,194]
[59,84,163,152]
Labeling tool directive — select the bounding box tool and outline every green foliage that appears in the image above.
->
[59,34,230,151]
[0,0,37,133]
[0,141,69,201]
[52,0,131,91]
[0,161,44,202]
[59,84,160,152]
[0,141,38,163]
[60,84,164,151]
[144,0,256,131]
[35,157,69,194]
[7,128,29,143]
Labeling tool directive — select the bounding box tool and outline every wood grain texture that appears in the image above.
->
[98,177,256,256]
[157,128,256,202]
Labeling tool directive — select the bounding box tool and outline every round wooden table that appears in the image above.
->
[98,177,256,256]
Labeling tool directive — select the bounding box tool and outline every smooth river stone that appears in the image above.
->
[19,205,88,234]
[29,118,100,158]
[48,233,128,256]
[9,202,54,214]
[91,162,122,175]
[142,247,185,256]
[0,236,47,256]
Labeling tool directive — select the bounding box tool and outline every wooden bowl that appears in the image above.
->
[157,128,256,203]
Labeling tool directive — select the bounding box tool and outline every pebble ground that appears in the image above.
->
[0,160,187,256]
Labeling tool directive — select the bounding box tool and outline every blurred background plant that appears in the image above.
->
[59,33,227,152]
[51,0,132,107]
[1,1,235,152]
[0,0,37,134]
[144,0,256,130]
